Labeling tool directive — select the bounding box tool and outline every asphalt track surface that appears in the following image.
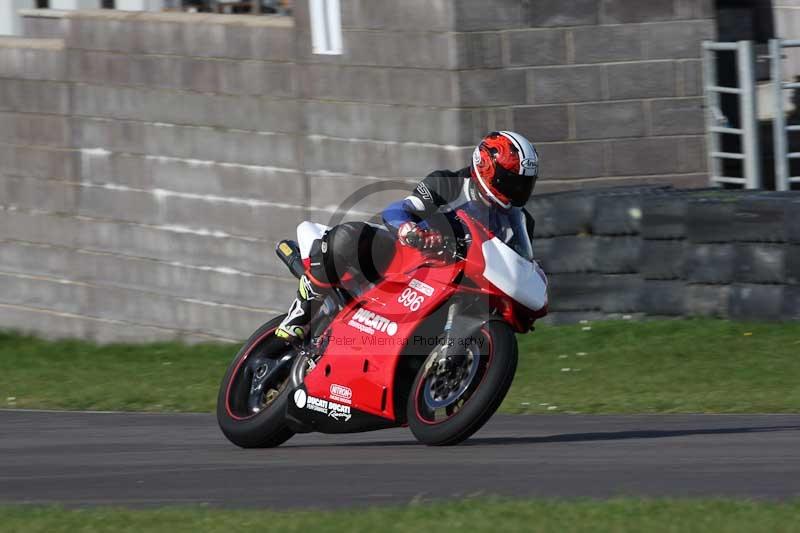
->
[1,410,799,508]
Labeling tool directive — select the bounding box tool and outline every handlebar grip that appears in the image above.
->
[403,228,464,258]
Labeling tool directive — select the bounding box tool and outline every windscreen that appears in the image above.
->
[459,200,534,261]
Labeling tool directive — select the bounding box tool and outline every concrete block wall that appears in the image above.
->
[1,2,716,342]
[442,0,715,193]
[293,0,473,222]
[1,11,300,343]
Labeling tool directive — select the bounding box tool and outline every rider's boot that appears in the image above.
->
[276,275,323,341]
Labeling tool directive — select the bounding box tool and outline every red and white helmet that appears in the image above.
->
[470,131,539,209]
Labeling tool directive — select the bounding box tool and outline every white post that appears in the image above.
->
[309,0,343,55]
[737,40,761,189]
[116,0,165,10]
[49,0,102,9]
[0,0,36,36]
[771,39,790,192]
[702,42,723,184]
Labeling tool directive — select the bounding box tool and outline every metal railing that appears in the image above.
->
[702,41,761,189]
[770,38,800,191]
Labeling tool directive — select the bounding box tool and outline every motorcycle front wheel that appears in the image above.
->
[216,315,296,448]
[407,320,518,446]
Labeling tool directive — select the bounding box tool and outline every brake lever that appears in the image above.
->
[404,231,421,249]
[443,235,469,261]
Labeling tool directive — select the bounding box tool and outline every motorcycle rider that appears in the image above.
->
[276,131,540,340]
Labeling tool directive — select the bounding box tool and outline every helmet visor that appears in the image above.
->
[493,164,537,207]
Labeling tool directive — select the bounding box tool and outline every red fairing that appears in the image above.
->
[302,246,463,420]
[456,211,548,332]
[301,209,547,422]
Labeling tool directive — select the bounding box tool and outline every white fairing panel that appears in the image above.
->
[297,221,330,259]
[481,237,548,311]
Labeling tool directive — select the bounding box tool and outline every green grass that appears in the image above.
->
[1,318,800,414]
[0,332,228,412]
[509,318,800,414]
[1,499,799,533]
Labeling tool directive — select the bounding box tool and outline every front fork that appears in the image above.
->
[434,302,464,373]
[432,299,486,373]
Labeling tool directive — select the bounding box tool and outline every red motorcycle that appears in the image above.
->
[217,207,548,446]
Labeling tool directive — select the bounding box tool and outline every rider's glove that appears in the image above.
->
[398,222,444,252]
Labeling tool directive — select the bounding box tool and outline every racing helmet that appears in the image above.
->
[470,131,539,209]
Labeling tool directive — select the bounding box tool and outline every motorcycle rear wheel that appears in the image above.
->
[407,321,518,446]
[216,315,295,448]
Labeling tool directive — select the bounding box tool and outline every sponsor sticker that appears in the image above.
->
[409,279,434,297]
[293,389,307,409]
[348,308,398,336]
[330,384,352,404]
[521,157,538,175]
[302,394,352,422]
[327,401,351,422]
[305,395,329,414]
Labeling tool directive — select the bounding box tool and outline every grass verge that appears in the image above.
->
[1,318,799,414]
[1,499,799,533]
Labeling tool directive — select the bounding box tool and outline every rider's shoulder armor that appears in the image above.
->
[405,168,471,216]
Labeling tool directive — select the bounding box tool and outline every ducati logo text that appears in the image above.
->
[348,308,398,336]
[302,395,352,422]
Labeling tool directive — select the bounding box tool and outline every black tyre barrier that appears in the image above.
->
[640,188,729,240]
[782,287,800,320]
[639,240,687,280]
[536,236,641,274]
[535,236,596,274]
[540,311,622,325]
[685,284,731,317]
[787,245,800,285]
[528,185,671,238]
[591,188,672,236]
[687,191,753,244]
[527,192,595,237]
[527,186,800,322]
[734,244,788,284]
[548,274,642,313]
[641,193,691,240]
[791,216,800,244]
[638,280,687,316]
[599,275,643,313]
[594,236,642,274]
[784,196,800,244]
[592,194,643,236]
[733,193,800,243]
[685,244,736,284]
[547,273,604,312]
[729,284,786,321]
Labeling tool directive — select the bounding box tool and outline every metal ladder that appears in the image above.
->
[702,41,761,189]
[770,38,800,191]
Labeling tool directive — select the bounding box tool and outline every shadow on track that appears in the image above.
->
[463,425,800,446]
[288,425,800,448]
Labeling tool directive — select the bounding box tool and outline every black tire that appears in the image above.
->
[407,321,518,446]
[216,316,295,448]
[686,244,735,284]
